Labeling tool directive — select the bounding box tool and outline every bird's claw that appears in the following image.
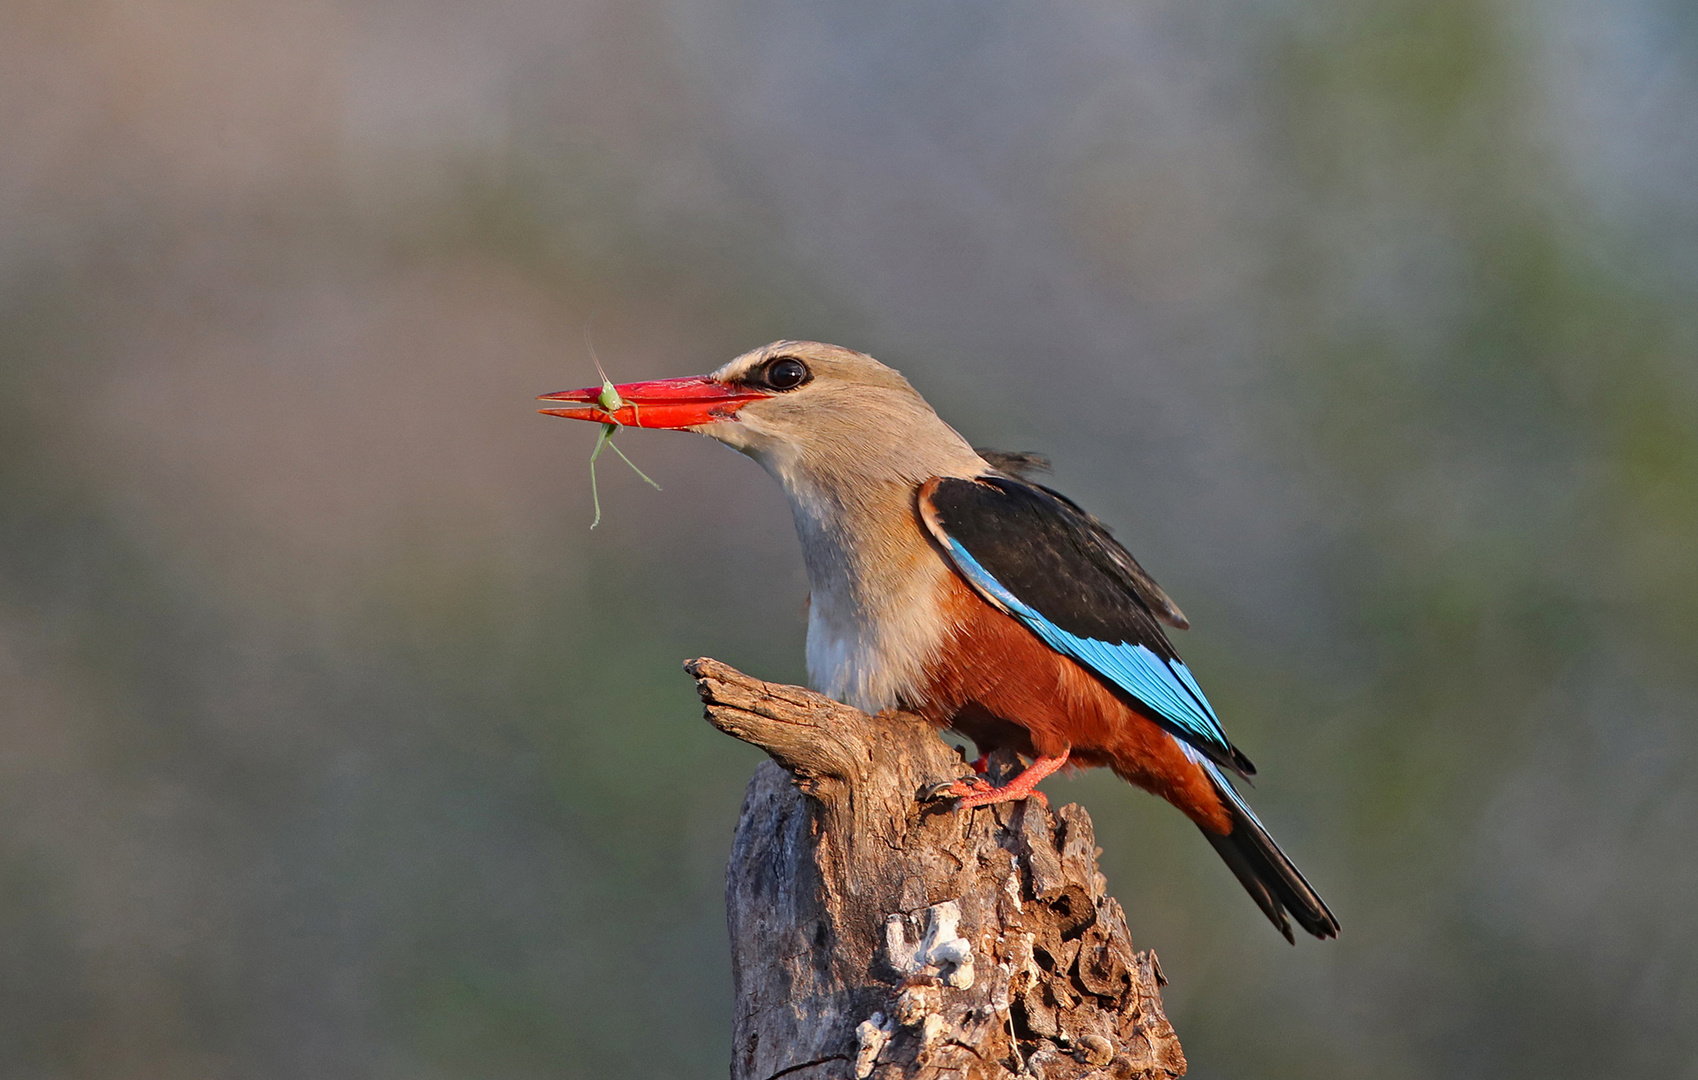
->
[920,776,996,803]
[920,775,1049,809]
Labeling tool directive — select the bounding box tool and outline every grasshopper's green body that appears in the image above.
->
[587,367,660,528]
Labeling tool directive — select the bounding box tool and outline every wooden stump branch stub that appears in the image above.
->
[686,657,1186,1080]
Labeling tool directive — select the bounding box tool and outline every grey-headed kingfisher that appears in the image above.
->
[541,341,1338,941]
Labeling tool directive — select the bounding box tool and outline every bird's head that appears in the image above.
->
[540,341,984,489]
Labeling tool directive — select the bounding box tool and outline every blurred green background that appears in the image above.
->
[2,1,1695,1077]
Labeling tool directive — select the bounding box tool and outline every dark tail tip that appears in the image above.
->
[1201,787,1339,942]
[1229,746,1257,778]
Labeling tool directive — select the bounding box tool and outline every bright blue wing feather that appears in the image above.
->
[942,537,1235,763]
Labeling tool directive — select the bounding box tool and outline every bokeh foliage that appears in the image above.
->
[1,0,1694,1077]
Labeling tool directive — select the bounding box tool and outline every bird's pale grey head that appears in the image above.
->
[699,341,984,488]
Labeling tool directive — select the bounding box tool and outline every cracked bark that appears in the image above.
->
[686,658,1187,1080]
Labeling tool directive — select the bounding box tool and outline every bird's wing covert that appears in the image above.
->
[974,449,1188,629]
[919,475,1253,776]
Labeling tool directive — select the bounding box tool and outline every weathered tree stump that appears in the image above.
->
[686,658,1186,1080]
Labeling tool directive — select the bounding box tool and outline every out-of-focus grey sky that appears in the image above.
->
[2,1,1695,1077]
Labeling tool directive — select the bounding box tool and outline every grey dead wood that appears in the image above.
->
[685,657,1187,1080]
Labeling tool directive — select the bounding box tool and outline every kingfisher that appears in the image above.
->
[540,341,1338,941]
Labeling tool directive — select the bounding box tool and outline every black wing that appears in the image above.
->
[974,449,1188,630]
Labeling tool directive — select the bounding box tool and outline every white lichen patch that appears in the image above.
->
[854,1012,894,1079]
[884,899,975,989]
[1004,871,1024,913]
[919,1012,947,1048]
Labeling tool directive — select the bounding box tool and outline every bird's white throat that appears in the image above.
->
[793,479,959,714]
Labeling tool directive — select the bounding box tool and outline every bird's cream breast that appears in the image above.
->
[805,549,959,714]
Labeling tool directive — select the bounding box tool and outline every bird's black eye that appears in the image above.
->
[761,357,811,392]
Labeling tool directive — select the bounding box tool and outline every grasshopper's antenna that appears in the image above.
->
[584,319,612,390]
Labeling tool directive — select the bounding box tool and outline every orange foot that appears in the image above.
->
[925,751,1070,809]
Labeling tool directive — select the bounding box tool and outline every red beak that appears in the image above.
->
[537,376,770,429]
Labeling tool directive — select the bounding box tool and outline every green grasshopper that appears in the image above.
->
[586,356,661,528]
